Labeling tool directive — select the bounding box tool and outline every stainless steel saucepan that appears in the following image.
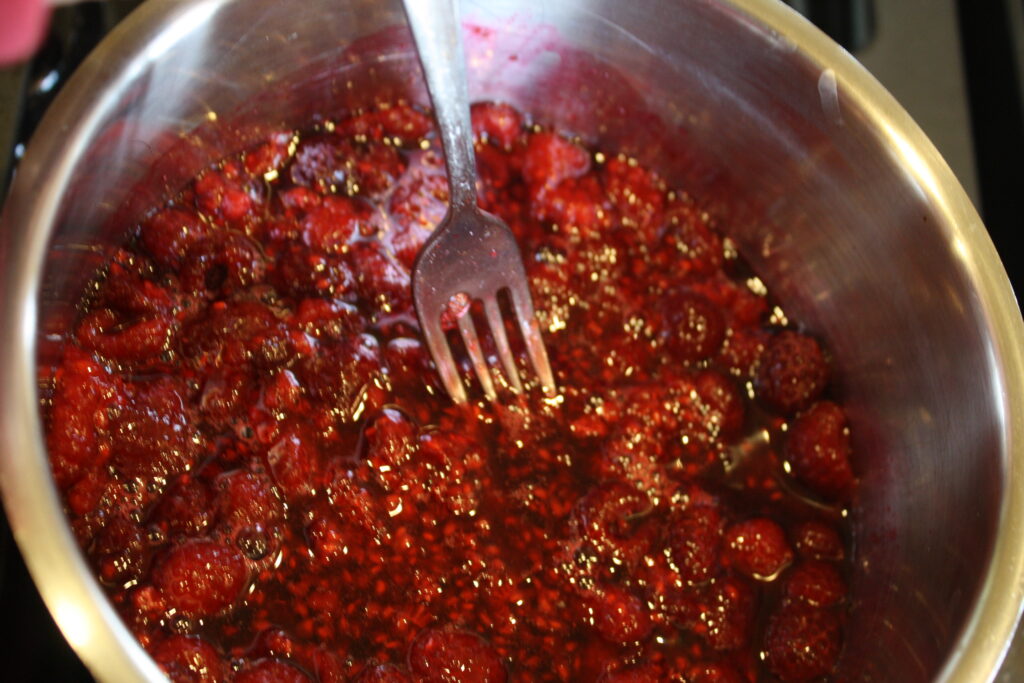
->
[2,0,1023,680]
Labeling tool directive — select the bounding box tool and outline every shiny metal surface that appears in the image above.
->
[404,0,555,403]
[1,0,1023,681]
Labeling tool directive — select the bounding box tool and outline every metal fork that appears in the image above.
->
[402,0,555,404]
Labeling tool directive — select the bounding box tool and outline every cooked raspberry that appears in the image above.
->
[785,401,855,501]
[722,518,793,580]
[783,561,846,607]
[289,134,354,193]
[234,658,312,683]
[140,207,208,270]
[92,514,146,585]
[180,232,266,297]
[792,520,845,561]
[589,584,653,645]
[301,196,376,252]
[181,300,283,369]
[662,291,726,362]
[110,377,197,480]
[694,370,745,437]
[267,424,321,502]
[522,131,590,190]
[214,469,284,539]
[364,408,416,468]
[243,130,295,177]
[246,627,306,662]
[151,634,224,683]
[305,509,350,566]
[294,333,382,415]
[66,468,115,517]
[408,628,507,683]
[601,157,664,242]
[261,369,304,414]
[353,142,409,197]
[718,327,769,379]
[292,298,364,341]
[193,168,255,224]
[151,540,249,617]
[276,186,322,217]
[474,144,514,194]
[196,369,256,431]
[671,576,755,651]
[339,103,433,144]
[574,482,654,567]
[662,201,723,276]
[386,173,448,266]
[349,242,412,314]
[76,308,172,362]
[531,176,612,237]
[597,664,662,682]
[354,663,414,682]
[686,661,745,683]
[97,255,176,316]
[756,330,829,414]
[668,504,723,584]
[764,605,842,681]
[150,476,215,539]
[272,243,356,298]
[471,102,523,149]
[383,337,435,393]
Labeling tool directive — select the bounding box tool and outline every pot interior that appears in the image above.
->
[16,0,1013,680]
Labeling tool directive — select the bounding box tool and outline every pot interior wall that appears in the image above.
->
[34,0,1003,680]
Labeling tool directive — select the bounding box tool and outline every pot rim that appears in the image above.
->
[1,1,1022,681]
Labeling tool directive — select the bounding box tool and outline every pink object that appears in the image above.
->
[0,0,49,64]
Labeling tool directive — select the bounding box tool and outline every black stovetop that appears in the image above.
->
[1,1,1021,681]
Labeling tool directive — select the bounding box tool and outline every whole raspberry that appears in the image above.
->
[150,634,224,682]
[662,201,723,276]
[792,520,845,560]
[589,584,653,645]
[785,401,855,501]
[267,424,321,502]
[661,291,726,362]
[722,518,793,580]
[667,505,724,584]
[687,661,745,683]
[671,576,755,651]
[574,482,654,567]
[764,605,842,681]
[140,207,208,270]
[233,658,312,683]
[92,514,145,585]
[471,102,523,149]
[354,663,414,682]
[522,131,590,191]
[597,663,663,682]
[694,369,746,438]
[783,561,846,607]
[408,628,507,683]
[756,330,828,414]
[151,540,249,618]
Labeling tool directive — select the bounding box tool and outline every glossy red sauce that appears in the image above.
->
[43,101,856,682]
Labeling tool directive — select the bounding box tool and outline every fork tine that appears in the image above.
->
[483,295,523,393]
[421,317,468,404]
[508,281,556,396]
[457,312,497,401]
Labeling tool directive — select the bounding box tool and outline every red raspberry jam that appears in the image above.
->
[42,101,856,681]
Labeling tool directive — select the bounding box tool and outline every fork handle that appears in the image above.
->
[402,0,479,211]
